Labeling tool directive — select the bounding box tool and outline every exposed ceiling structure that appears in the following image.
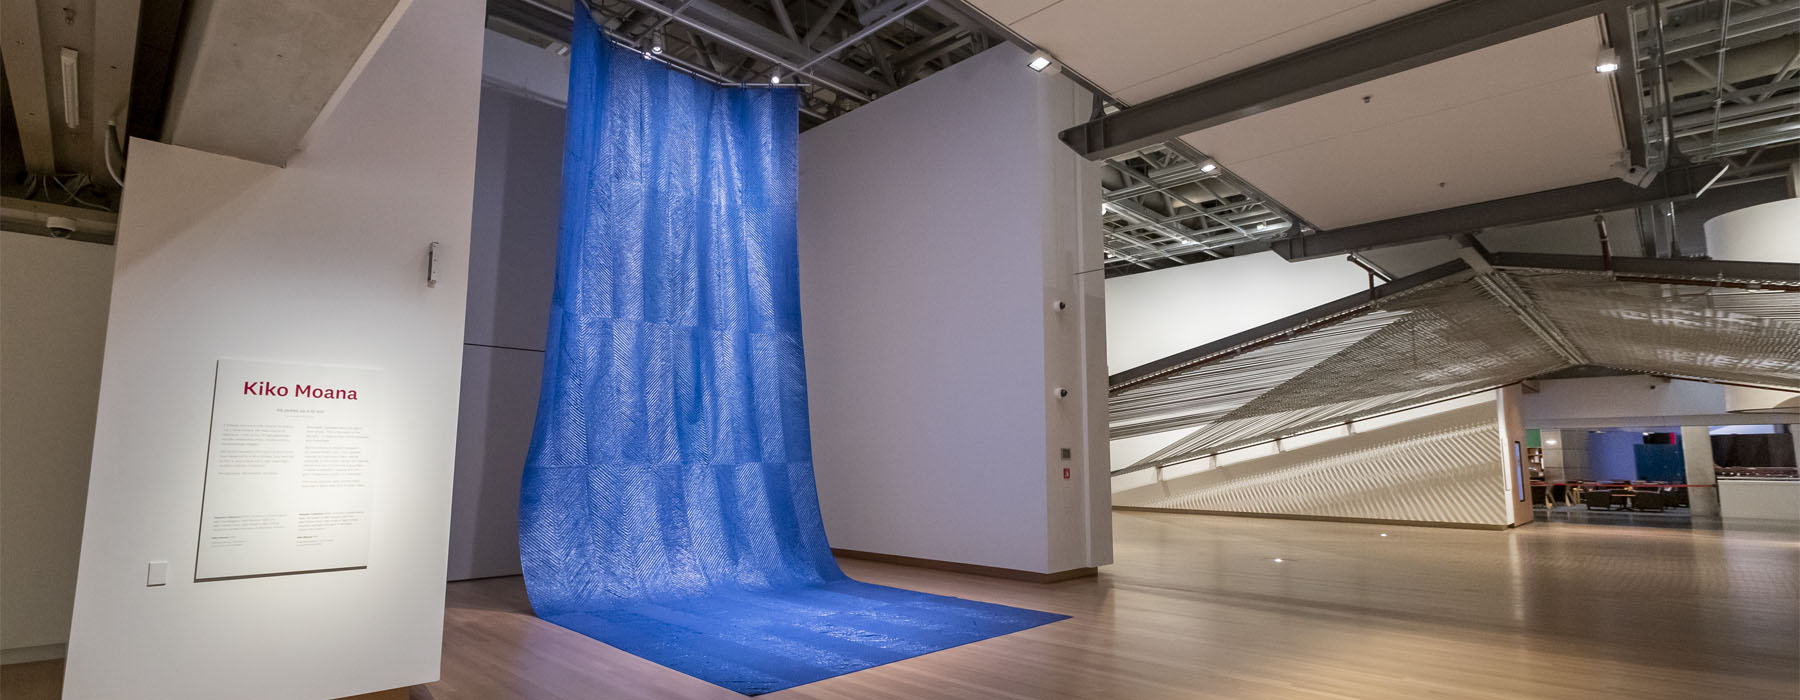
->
[1108,251,1800,473]
[1,0,408,235]
[488,0,1017,129]
[979,0,1800,274]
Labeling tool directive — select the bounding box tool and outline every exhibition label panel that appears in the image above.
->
[195,359,382,581]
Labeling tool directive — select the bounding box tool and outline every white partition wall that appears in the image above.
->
[798,45,1110,575]
[61,1,484,698]
[1116,391,1532,529]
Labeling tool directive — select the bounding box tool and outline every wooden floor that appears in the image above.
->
[419,513,1800,700]
[8,513,1797,699]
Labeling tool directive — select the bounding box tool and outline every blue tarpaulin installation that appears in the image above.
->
[517,9,1066,695]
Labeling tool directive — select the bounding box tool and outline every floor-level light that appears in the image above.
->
[1595,49,1620,73]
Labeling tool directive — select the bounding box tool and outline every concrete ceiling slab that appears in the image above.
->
[1182,18,1623,229]
[160,0,405,166]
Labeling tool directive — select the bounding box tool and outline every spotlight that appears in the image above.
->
[651,28,665,55]
[1027,50,1059,74]
[1199,160,1218,173]
[1595,49,1619,73]
[770,73,783,84]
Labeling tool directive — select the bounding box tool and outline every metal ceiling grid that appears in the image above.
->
[488,0,1009,129]
[1637,0,1800,164]
[1098,142,1303,276]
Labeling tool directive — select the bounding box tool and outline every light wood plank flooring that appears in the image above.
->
[420,513,1799,699]
[7,512,1795,698]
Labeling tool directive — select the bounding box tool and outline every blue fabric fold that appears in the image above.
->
[518,10,1066,695]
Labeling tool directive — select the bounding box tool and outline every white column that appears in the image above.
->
[1681,426,1719,517]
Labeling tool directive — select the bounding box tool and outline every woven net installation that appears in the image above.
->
[517,10,1063,696]
[1112,259,1800,473]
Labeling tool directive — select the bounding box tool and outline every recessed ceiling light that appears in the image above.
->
[1027,50,1058,73]
[1199,161,1218,173]
[1272,558,1284,563]
[1546,440,1558,445]
[1379,533,1388,537]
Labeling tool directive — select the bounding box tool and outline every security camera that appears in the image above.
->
[45,216,77,239]
[1055,387,1069,398]
[1054,300,1067,312]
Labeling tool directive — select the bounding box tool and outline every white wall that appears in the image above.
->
[1522,375,1732,426]
[1717,479,1800,521]
[1103,251,1367,372]
[798,44,1109,575]
[0,233,114,662]
[61,1,483,698]
[1116,393,1519,527]
[1497,384,1533,526]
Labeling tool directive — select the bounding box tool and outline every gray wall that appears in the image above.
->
[0,233,114,662]
[446,85,564,581]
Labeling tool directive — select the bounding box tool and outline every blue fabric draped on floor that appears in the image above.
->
[518,10,1065,696]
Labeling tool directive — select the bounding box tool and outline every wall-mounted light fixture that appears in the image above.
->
[1595,49,1620,73]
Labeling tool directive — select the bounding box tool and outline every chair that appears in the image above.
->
[1632,491,1665,512]
[1584,491,1615,511]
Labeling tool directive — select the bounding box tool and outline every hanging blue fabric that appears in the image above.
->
[519,9,1066,696]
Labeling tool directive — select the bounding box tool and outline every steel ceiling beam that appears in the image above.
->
[608,0,887,98]
[1271,163,1727,261]
[1057,0,1623,161]
[1602,3,1646,167]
